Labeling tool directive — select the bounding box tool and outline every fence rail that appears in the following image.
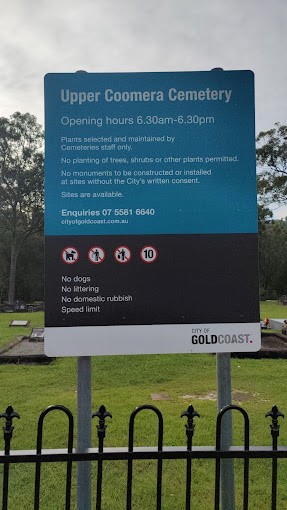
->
[0,403,286,509]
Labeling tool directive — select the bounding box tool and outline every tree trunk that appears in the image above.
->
[8,238,19,304]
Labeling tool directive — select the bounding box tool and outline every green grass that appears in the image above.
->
[0,307,287,507]
[260,300,287,320]
[0,311,44,349]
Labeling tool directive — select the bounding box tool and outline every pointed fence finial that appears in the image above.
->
[0,405,20,453]
[266,405,284,441]
[92,405,112,443]
[181,405,200,448]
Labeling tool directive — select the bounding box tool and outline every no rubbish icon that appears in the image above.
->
[114,246,132,264]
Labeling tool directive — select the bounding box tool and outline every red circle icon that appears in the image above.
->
[140,245,158,263]
[114,246,132,264]
[88,246,105,264]
[61,246,79,264]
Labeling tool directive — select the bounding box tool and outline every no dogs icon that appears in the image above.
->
[61,246,79,264]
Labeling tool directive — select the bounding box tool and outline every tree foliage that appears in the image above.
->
[259,220,287,299]
[257,122,287,205]
[0,112,44,303]
[256,123,287,299]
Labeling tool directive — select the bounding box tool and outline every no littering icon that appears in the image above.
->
[88,246,105,264]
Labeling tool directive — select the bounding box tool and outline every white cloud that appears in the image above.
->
[271,204,287,221]
[0,0,286,133]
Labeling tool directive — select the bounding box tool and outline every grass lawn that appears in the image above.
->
[0,304,287,508]
[0,311,44,349]
[259,300,287,320]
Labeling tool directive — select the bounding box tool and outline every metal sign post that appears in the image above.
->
[77,356,92,510]
[216,352,235,510]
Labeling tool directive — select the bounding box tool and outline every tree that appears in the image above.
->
[257,123,287,206]
[258,219,287,299]
[258,204,273,233]
[0,112,44,303]
[15,232,44,302]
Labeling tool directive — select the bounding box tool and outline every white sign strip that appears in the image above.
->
[45,323,261,357]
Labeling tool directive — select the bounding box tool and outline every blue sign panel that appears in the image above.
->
[45,71,257,236]
[44,71,260,356]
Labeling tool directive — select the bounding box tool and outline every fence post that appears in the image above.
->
[216,353,235,510]
[77,356,92,510]
[181,405,200,510]
[93,405,112,510]
[0,405,20,510]
[266,405,284,509]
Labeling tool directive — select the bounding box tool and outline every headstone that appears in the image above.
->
[29,328,45,341]
[9,320,30,327]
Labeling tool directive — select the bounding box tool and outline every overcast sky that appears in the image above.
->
[1,0,286,216]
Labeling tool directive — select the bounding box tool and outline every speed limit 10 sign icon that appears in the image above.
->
[140,245,158,263]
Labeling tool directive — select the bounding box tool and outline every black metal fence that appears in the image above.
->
[0,402,286,509]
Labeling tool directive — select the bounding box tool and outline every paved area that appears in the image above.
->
[234,332,287,359]
[261,333,287,352]
[0,337,51,363]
